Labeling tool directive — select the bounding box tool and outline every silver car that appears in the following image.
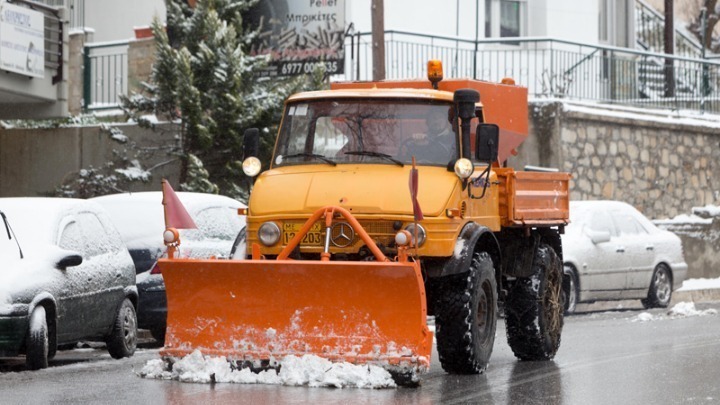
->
[562,200,688,313]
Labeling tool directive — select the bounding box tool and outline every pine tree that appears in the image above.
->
[122,0,326,200]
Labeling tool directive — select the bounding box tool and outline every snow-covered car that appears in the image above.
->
[562,200,688,313]
[0,198,138,370]
[92,192,246,343]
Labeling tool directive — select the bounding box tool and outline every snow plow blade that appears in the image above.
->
[158,258,433,376]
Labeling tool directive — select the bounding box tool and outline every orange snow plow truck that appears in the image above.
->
[158,61,570,384]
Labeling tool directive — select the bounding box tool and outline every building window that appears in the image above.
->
[485,0,526,39]
[500,1,521,37]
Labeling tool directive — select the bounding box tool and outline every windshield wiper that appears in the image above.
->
[283,153,337,166]
[343,151,404,167]
[1,211,23,259]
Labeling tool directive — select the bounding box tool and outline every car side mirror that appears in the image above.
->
[475,123,499,162]
[242,128,260,159]
[56,254,83,269]
[587,229,611,244]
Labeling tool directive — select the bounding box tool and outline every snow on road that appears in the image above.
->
[631,302,718,322]
[139,351,397,389]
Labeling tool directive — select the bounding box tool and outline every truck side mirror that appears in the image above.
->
[475,123,499,162]
[242,128,260,159]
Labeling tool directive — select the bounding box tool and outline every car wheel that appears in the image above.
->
[26,306,49,370]
[563,266,578,314]
[435,251,497,374]
[505,243,564,361]
[642,264,672,309]
[106,299,138,359]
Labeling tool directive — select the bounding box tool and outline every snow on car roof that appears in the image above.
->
[92,192,246,244]
[0,197,90,246]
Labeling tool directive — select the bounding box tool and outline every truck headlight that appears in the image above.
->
[454,158,474,179]
[258,222,281,246]
[404,223,427,247]
[242,157,262,177]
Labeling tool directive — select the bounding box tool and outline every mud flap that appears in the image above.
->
[158,258,433,375]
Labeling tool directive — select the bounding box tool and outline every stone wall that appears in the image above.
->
[513,100,720,280]
[127,38,157,96]
[515,100,720,219]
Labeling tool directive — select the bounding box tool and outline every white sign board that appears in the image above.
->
[0,1,45,78]
[250,0,346,77]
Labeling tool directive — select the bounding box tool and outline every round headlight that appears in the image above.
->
[404,223,427,247]
[242,157,262,177]
[454,158,474,179]
[258,222,281,246]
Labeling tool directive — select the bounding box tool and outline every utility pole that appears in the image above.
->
[664,0,675,97]
[371,0,385,81]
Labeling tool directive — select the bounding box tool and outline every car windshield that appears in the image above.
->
[273,99,458,167]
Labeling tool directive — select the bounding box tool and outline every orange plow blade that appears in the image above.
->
[158,258,433,376]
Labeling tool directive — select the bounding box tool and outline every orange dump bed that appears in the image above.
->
[496,168,571,227]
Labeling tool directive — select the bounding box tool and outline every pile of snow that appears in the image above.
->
[678,277,720,291]
[632,302,718,322]
[653,213,712,226]
[139,350,397,389]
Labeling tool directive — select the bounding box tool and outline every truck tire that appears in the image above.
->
[106,299,138,359]
[435,251,497,374]
[641,264,672,309]
[505,243,563,361]
[26,306,49,370]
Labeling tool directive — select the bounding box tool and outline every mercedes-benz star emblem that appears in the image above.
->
[330,222,354,248]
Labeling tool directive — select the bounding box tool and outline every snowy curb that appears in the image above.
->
[671,289,720,304]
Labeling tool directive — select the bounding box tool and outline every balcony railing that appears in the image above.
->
[82,30,720,114]
[345,31,720,113]
[83,41,128,110]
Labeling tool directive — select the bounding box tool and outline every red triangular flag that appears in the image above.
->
[409,157,423,221]
[161,179,197,229]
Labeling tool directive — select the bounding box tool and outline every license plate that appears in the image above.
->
[283,222,324,245]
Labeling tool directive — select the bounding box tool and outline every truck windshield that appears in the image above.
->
[273,99,458,168]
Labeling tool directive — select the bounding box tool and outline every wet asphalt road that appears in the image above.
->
[1,301,719,405]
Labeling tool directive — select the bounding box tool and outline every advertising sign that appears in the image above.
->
[250,0,346,77]
[0,1,45,78]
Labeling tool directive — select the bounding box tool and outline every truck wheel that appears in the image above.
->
[106,299,138,359]
[505,243,563,361]
[641,264,672,309]
[26,306,49,370]
[435,251,497,374]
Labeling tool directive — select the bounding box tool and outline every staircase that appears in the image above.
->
[634,0,705,98]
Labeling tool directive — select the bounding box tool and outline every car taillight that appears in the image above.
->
[150,262,161,274]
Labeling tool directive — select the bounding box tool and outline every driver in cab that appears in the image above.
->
[403,107,457,163]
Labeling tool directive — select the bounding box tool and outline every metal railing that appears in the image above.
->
[7,0,64,84]
[83,41,128,110]
[82,31,720,113]
[345,31,720,113]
